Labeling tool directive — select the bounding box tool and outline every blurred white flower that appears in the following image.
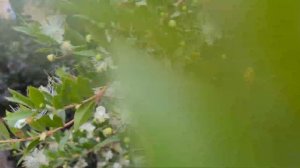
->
[79,122,95,138]
[121,158,130,167]
[96,57,117,72]
[136,0,147,6]
[14,118,26,129]
[94,106,109,123]
[101,150,113,161]
[41,15,66,43]
[23,149,49,168]
[97,161,107,168]
[105,29,112,43]
[61,41,74,55]
[104,81,121,98]
[73,158,88,168]
[112,162,122,168]
[201,20,222,46]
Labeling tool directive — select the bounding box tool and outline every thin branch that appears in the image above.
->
[0,86,107,144]
[0,119,74,143]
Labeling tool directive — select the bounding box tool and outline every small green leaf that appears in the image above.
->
[40,90,53,105]
[93,135,120,152]
[13,26,36,36]
[0,121,10,140]
[7,89,34,108]
[40,115,64,128]
[53,95,64,109]
[74,50,97,57]
[73,100,95,130]
[30,115,64,132]
[5,107,32,128]
[59,131,71,150]
[24,139,40,155]
[29,120,45,132]
[28,86,45,109]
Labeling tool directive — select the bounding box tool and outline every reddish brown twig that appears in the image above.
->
[0,86,107,144]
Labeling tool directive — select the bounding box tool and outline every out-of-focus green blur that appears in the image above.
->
[115,0,300,167]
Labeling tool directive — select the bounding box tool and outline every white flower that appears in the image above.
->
[73,158,88,168]
[61,41,74,55]
[101,150,113,161]
[94,106,109,123]
[121,159,130,167]
[136,0,147,6]
[104,81,121,98]
[79,122,95,138]
[201,20,222,46]
[14,118,27,129]
[112,163,122,168]
[23,149,49,168]
[96,57,117,72]
[41,15,66,43]
[97,161,107,168]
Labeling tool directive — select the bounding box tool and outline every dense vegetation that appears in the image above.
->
[1,0,300,167]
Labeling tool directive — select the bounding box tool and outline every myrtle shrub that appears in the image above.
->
[0,0,218,167]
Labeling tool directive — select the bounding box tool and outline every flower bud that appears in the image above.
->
[86,34,92,43]
[39,103,44,108]
[61,41,73,56]
[95,54,102,61]
[47,54,56,62]
[39,132,47,141]
[124,137,130,144]
[168,19,177,28]
[103,127,113,137]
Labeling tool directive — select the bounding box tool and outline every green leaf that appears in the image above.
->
[56,68,73,79]
[93,135,119,152]
[24,139,40,155]
[59,131,71,150]
[13,26,36,37]
[30,115,64,132]
[0,143,13,151]
[0,121,10,140]
[40,90,53,105]
[5,106,33,128]
[28,86,45,109]
[75,77,93,98]
[74,50,97,57]
[7,89,34,108]
[73,100,95,130]
[53,95,64,109]
[29,120,45,132]
[14,24,55,45]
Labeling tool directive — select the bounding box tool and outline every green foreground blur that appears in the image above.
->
[116,0,300,166]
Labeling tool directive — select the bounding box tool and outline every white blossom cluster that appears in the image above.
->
[23,149,49,168]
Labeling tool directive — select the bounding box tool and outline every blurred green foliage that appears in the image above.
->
[114,0,300,167]
[6,0,300,167]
